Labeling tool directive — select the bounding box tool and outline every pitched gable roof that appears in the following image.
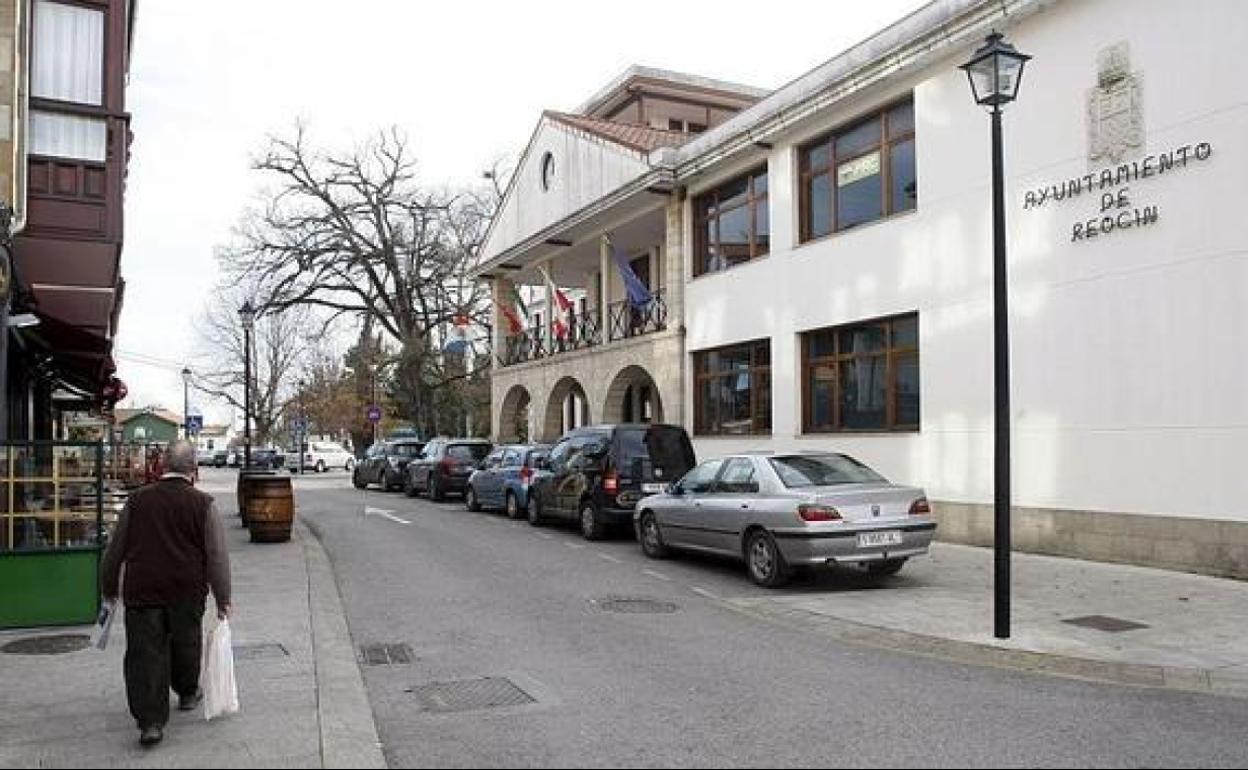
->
[544,111,689,154]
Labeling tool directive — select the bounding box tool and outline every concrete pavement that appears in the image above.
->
[728,541,1248,698]
[0,471,384,769]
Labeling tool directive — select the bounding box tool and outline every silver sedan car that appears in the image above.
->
[633,452,936,587]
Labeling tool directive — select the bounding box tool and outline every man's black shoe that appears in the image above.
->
[139,726,163,746]
[177,688,203,711]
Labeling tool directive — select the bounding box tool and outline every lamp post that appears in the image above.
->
[297,378,306,476]
[181,367,191,439]
[961,31,1031,640]
[239,301,256,471]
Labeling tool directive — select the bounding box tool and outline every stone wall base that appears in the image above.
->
[933,502,1248,580]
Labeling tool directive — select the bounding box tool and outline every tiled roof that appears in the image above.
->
[544,111,690,153]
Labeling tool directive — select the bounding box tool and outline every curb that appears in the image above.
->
[298,520,387,768]
[723,599,1248,700]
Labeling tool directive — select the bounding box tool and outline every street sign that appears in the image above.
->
[187,415,204,434]
[366,405,382,424]
[289,416,309,433]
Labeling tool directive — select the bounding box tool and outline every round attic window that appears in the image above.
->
[540,151,556,191]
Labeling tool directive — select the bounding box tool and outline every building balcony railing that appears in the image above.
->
[498,291,666,368]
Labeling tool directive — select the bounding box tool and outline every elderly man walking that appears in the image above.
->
[102,440,231,747]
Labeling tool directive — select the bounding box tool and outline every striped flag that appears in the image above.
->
[537,266,573,339]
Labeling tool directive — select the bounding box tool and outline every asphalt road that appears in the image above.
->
[289,471,1248,769]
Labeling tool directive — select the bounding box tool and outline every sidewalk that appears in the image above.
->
[727,542,1248,697]
[0,480,385,769]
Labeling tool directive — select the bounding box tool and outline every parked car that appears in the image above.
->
[634,451,936,587]
[404,438,493,501]
[289,441,355,473]
[527,423,696,541]
[464,444,551,518]
[353,439,426,491]
[227,447,283,469]
[212,449,229,468]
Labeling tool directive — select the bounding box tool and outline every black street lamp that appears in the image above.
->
[961,31,1031,640]
[181,367,192,439]
[297,378,306,476]
[239,301,256,471]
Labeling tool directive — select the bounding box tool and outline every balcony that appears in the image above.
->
[498,289,667,368]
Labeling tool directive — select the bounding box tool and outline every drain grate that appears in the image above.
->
[408,677,535,713]
[1062,615,1150,633]
[1,634,92,655]
[593,596,679,615]
[233,642,289,661]
[358,642,415,665]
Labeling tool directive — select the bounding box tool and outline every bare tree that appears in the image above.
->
[192,280,315,445]
[219,126,498,438]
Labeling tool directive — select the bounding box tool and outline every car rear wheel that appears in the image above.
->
[315,460,326,473]
[465,485,481,512]
[867,558,907,577]
[352,471,367,490]
[505,491,524,520]
[579,500,606,541]
[746,530,789,588]
[527,491,545,526]
[638,512,668,559]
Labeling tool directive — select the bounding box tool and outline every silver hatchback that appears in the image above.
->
[633,452,936,587]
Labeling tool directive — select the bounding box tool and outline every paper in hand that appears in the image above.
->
[94,600,115,650]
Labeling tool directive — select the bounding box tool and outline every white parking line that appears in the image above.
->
[597,553,624,564]
[366,509,411,526]
[564,542,585,550]
[690,586,720,600]
[642,569,673,582]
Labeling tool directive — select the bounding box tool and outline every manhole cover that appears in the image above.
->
[1,634,92,655]
[1062,615,1150,633]
[593,597,679,614]
[358,642,415,665]
[408,677,535,713]
[233,642,289,661]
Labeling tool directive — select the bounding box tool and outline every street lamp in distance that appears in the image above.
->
[181,367,191,440]
[961,31,1030,640]
[239,300,256,471]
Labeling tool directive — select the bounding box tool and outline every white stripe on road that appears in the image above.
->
[537,533,554,540]
[642,569,672,582]
[564,542,585,550]
[597,553,624,564]
[690,586,720,600]
[364,507,411,526]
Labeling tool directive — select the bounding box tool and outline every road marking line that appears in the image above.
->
[642,569,673,582]
[364,507,411,526]
[537,533,554,540]
[564,542,585,549]
[597,553,624,564]
[691,586,720,600]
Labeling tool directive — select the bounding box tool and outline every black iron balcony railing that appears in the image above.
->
[498,292,666,367]
[608,288,667,342]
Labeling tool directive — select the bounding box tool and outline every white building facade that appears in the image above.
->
[473,0,1248,578]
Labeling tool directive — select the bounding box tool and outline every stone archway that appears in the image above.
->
[542,376,592,441]
[498,385,532,443]
[602,365,664,425]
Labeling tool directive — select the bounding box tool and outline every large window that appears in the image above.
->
[802,313,919,433]
[799,100,916,241]
[30,0,108,163]
[693,167,769,277]
[694,339,771,436]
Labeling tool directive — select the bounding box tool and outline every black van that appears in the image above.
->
[528,423,696,540]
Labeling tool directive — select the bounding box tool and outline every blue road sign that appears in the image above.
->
[366,405,382,424]
[187,415,204,433]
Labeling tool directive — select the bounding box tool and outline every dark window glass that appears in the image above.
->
[835,119,879,157]
[694,166,768,276]
[769,454,886,488]
[449,444,491,461]
[754,370,772,432]
[694,340,771,436]
[803,313,919,433]
[888,102,914,138]
[503,450,521,467]
[688,122,706,134]
[718,205,751,265]
[717,458,759,494]
[807,173,833,239]
[718,175,750,210]
[668,118,683,131]
[891,138,917,214]
[836,154,883,230]
[755,201,770,254]
[617,426,695,479]
[753,171,768,195]
[807,142,831,171]
[680,459,724,494]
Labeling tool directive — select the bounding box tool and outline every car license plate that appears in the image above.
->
[858,530,903,548]
[641,483,668,494]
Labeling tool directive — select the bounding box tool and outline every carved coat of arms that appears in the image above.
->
[1087,42,1144,167]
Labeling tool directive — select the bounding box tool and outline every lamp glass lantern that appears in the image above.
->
[961,32,1031,108]
[238,300,256,332]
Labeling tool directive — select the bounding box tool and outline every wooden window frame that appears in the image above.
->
[693,339,772,436]
[692,166,770,278]
[798,98,916,243]
[800,313,919,434]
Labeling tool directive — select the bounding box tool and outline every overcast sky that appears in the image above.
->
[114,0,928,425]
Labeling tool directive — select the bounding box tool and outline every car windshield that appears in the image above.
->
[392,444,423,457]
[448,444,491,461]
[768,454,887,488]
[616,426,695,478]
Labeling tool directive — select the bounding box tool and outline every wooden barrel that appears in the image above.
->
[237,469,277,527]
[244,475,295,543]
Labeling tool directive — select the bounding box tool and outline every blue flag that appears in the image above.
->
[608,238,653,308]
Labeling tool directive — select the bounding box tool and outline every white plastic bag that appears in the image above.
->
[202,619,240,720]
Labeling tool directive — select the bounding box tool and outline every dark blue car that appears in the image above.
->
[464,444,551,519]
